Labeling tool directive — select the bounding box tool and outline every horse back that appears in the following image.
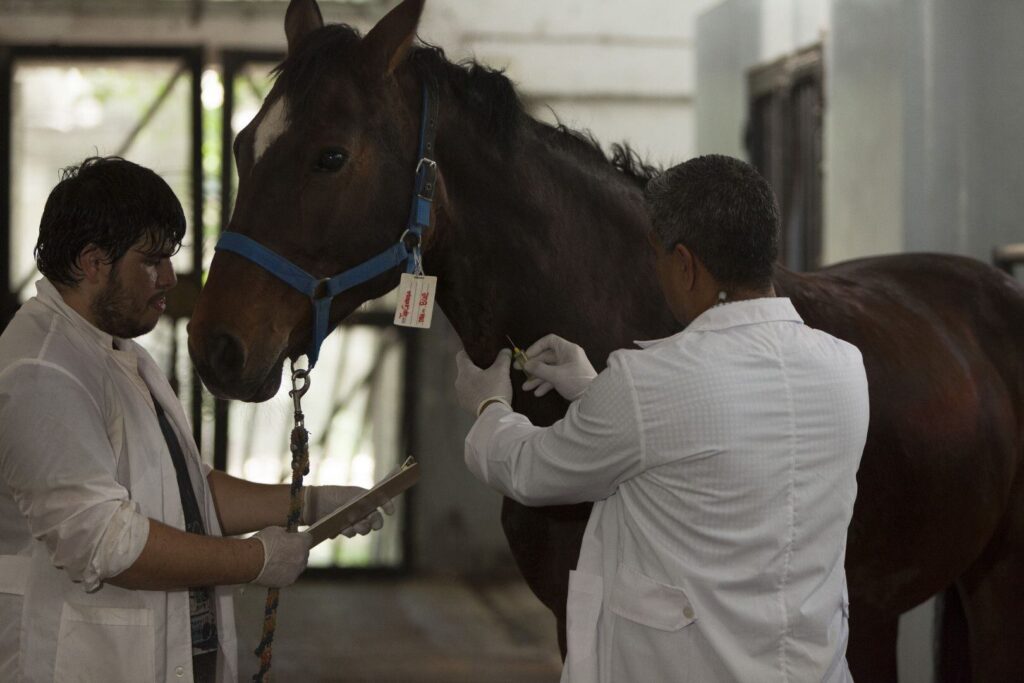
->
[778,253,1024,610]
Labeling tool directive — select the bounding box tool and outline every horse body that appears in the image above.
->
[188,1,1024,678]
[781,256,1024,680]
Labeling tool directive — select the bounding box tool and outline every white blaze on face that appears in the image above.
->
[253,97,290,166]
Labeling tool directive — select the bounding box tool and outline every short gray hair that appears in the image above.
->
[645,154,779,289]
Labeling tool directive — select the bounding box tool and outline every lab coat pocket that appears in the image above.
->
[608,564,696,631]
[565,569,604,682]
[54,602,155,682]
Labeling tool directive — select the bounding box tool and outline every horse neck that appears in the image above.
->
[423,111,677,367]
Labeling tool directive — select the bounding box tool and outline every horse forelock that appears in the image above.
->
[272,24,364,110]
[270,23,658,187]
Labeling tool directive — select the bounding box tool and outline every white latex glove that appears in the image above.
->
[251,526,312,588]
[301,485,395,539]
[521,334,597,401]
[455,349,513,416]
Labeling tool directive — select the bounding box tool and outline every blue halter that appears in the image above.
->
[215,82,439,369]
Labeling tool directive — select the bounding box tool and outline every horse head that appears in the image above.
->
[189,0,436,401]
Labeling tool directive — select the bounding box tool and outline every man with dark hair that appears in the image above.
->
[455,155,868,681]
[0,157,388,681]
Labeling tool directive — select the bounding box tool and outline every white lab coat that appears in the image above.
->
[465,298,868,682]
[0,279,237,682]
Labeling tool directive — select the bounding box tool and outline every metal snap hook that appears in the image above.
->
[289,360,311,419]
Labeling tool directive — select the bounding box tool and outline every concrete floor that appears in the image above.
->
[232,577,563,682]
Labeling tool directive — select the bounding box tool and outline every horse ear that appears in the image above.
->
[285,0,324,55]
[360,0,426,78]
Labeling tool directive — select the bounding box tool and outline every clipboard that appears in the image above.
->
[306,456,421,546]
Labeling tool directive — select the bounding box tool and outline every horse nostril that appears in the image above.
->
[208,332,247,377]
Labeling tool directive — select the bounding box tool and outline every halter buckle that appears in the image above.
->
[415,157,438,200]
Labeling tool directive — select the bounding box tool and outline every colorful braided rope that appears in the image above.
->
[252,421,309,681]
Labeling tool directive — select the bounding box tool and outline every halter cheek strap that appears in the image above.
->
[215,80,439,368]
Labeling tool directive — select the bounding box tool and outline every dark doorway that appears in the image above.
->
[746,44,824,272]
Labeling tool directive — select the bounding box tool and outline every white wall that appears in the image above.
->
[419,0,700,167]
[823,0,906,262]
[697,0,1024,266]
[901,0,1024,261]
[696,0,827,159]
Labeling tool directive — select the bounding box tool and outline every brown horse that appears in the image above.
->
[187,1,1024,679]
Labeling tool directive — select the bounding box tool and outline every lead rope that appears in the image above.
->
[253,363,311,682]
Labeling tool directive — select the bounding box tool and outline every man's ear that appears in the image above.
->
[360,0,426,79]
[673,243,698,292]
[76,244,110,284]
[285,0,324,56]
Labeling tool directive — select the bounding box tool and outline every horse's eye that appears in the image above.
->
[316,149,348,172]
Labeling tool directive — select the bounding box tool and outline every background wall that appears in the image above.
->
[697,0,1024,266]
[0,0,703,168]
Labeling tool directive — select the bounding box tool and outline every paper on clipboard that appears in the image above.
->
[306,456,420,546]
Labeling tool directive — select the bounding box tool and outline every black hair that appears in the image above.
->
[34,156,185,287]
[645,155,779,289]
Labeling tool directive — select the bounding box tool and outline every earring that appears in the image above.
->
[717,291,727,305]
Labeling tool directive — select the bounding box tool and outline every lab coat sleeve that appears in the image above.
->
[0,361,150,591]
[465,352,645,506]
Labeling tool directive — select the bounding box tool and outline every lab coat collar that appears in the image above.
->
[34,278,141,366]
[634,298,802,349]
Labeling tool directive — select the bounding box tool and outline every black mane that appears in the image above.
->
[274,24,659,187]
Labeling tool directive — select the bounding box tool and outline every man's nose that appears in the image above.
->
[159,259,178,288]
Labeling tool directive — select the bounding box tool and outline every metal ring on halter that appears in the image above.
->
[399,228,421,251]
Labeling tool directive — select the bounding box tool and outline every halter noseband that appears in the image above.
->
[215,80,440,368]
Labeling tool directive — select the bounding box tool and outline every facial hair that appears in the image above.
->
[91,264,158,339]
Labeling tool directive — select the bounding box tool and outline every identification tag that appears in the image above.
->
[394,273,437,329]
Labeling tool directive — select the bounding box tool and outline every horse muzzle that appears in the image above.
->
[187,316,287,402]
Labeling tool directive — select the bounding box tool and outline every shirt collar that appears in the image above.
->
[34,278,138,363]
[634,297,803,349]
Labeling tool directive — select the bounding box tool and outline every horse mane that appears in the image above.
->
[273,24,659,187]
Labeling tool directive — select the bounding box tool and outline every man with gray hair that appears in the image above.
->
[455,154,869,682]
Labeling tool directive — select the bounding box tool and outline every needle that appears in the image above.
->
[506,335,532,378]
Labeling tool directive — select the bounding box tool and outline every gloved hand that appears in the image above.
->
[521,334,597,401]
[251,526,312,588]
[455,349,513,416]
[301,485,395,539]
